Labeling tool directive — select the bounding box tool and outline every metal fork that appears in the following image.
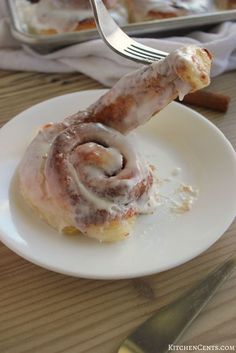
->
[89,0,168,64]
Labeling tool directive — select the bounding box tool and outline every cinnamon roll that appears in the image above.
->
[215,0,236,9]
[127,0,212,22]
[18,121,154,242]
[18,0,128,35]
[18,45,212,242]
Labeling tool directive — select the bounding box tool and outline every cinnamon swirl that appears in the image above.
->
[19,121,154,242]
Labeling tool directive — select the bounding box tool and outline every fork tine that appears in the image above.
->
[130,44,167,59]
[89,0,168,64]
[128,45,166,60]
[119,50,154,65]
[125,48,160,62]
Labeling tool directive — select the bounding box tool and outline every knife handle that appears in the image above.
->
[119,256,236,353]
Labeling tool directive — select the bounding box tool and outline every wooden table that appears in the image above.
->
[0,70,235,353]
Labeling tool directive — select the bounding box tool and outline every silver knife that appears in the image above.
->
[118,256,236,353]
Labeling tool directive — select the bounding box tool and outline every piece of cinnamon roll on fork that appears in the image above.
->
[68,45,212,134]
[18,45,212,242]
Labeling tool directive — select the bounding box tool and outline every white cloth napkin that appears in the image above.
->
[0,1,236,86]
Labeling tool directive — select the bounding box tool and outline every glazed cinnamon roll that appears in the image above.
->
[215,0,236,9]
[18,0,128,35]
[127,0,212,22]
[18,45,212,242]
[19,121,154,242]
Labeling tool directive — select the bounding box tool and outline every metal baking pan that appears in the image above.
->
[7,0,236,53]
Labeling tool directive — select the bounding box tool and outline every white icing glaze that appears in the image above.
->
[67,162,118,213]
[130,0,183,19]
[137,179,160,214]
[19,123,76,231]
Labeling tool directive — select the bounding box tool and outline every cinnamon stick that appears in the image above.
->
[177,91,231,112]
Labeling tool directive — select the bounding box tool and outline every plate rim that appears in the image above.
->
[0,89,236,279]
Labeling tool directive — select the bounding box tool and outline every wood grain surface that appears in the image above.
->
[0,70,235,353]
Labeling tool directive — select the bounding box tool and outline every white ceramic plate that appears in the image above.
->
[0,90,236,279]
